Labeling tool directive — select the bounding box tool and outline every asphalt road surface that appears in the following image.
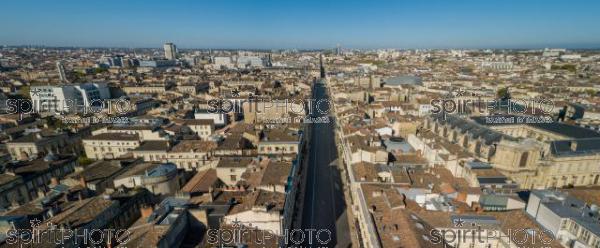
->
[299,80,351,248]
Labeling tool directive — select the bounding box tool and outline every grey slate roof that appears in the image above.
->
[532,190,600,237]
[550,138,600,157]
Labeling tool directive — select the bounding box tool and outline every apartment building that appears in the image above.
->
[6,131,80,160]
[82,133,141,160]
[424,115,600,189]
[175,119,215,140]
[527,190,600,248]
[0,154,77,211]
[257,129,300,155]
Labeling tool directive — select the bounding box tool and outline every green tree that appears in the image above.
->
[45,116,68,129]
[94,67,108,74]
[78,156,94,166]
[497,87,510,99]
[562,64,576,72]
[18,85,31,98]
[585,89,597,97]
[551,64,576,72]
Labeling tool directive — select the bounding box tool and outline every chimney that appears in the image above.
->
[570,141,578,152]
[140,204,154,219]
[50,177,59,187]
[208,187,214,202]
[373,190,383,197]
[79,176,87,188]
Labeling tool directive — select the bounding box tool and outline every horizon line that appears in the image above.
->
[4,44,600,51]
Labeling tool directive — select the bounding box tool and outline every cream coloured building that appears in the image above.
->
[91,125,167,141]
[131,140,218,171]
[424,115,600,189]
[122,85,168,94]
[83,133,141,160]
[242,99,305,124]
[6,131,81,160]
[175,119,215,140]
[215,157,253,186]
[257,129,300,155]
[222,190,285,235]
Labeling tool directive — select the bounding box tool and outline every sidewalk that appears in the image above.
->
[291,106,313,231]
[327,80,362,248]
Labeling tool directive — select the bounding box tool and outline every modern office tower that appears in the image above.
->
[30,83,110,113]
[164,42,177,60]
[100,55,125,67]
[266,53,273,67]
[56,61,68,83]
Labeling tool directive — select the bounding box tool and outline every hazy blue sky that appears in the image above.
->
[2,0,600,49]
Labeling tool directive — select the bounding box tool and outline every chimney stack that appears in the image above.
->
[570,141,578,152]
[140,204,154,219]
[50,177,59,187]
[79,176,87,188]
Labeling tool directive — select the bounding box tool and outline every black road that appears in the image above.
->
[299,80,350,248]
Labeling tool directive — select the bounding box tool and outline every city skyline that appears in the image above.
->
[3,2,600,248]
[2,0,600,49]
